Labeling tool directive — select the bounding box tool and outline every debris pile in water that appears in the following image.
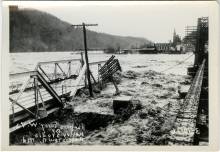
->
[65,69,188,145]
[11,69,190,145]
[122,70,141,79]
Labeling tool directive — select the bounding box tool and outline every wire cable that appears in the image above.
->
[160,53,194,73]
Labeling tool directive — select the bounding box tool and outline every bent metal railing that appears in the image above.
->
[9,57,106,132]
[169,59,206,145]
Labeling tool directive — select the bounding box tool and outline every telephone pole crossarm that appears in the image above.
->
[71,24,98,27]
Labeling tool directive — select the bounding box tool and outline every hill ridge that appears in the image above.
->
[10,8,151,52]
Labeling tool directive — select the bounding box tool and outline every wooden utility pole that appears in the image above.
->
[72,23,98,97]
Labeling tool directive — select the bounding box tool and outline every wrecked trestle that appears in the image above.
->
[9,55,110,133]
[10,94,141,145]
[168,17,208,145]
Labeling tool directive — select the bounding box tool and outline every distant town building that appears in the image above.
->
[155,29,185,53]
[155,43,172,52]
[121,29,186,54]
[121,48,157,54]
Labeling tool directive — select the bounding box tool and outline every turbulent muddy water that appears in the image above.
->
[10,52,194,145]
[10,52,194,75]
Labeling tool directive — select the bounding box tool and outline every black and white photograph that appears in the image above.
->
[1,1,219,149]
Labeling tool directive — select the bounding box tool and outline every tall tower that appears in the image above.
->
[173,29,176,44]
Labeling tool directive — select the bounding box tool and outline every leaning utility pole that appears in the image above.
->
[72,23,98,97]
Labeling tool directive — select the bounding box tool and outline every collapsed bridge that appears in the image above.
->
[9,54,122,133]
[9,55,107,132]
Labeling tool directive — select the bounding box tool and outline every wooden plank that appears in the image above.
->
[101,66,120,81]
[100,61,119,75]
[99,60,118,75]
[98,58,121,85]
[99,56,115,73]
[99,60,116,74]
[100,62,119,77]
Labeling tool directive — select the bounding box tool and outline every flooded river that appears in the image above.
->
[10,52,195,145]
[10,52,194,75]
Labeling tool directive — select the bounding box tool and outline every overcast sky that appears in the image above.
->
[22,2,210,43]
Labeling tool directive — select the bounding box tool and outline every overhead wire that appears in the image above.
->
[160,53,194,73]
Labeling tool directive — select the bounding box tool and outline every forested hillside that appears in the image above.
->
[10,8,151,52]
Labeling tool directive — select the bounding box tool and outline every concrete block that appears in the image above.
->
[113,96,133,115]
[187,66,197,76]
[178,85,190,98]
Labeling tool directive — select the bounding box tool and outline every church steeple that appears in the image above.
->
[173,29,176,43]
[172,28,181,47]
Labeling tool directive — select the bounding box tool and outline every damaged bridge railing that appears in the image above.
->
[9,56,106,133]
[168,59,206,145]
